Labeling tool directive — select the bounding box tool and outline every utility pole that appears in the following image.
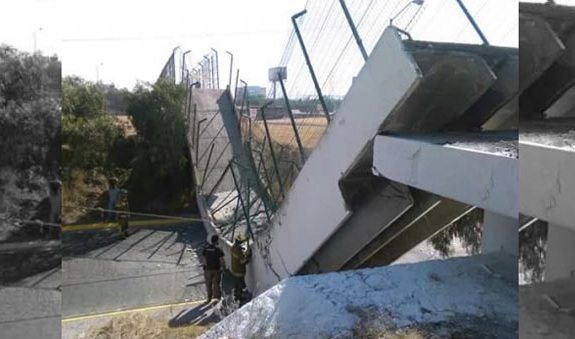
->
[96,62,103,83]
[33,27,43,53]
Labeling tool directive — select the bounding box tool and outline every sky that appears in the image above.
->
[1,0,574,91]
[1,0,307,89]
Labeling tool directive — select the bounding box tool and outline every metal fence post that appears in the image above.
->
[200,143,215,192]
[339,0,368,61]
[277,74,306,163]
[229,161,255,240]
[261,102,285,199]
[211,48,219,88]
[455,0,489,45]
[292,10,330,122]
[192,104,197,145]
[233,69,240,107]
[240,80,248,116]
[225,51,233,90]
[196,118,207,163]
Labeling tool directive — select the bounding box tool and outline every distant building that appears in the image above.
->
[236,86,266,99]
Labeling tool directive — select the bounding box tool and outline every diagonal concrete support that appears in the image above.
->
[357,198,473,268]
[342,189,441,270]
[298,178,413,274]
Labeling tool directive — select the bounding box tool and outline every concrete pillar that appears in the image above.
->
[481,211,518,255]
[545,223,575,281]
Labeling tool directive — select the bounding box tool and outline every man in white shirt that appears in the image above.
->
[106,178,121,221]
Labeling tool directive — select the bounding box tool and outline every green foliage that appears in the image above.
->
[127,79,187,172]
[62,76,106,118]
[96,82,129,114]
[61,76,124,179]
[0,46,61,172]
[124,79,191,211]
[429,208,483,257]
[62,113,123,174]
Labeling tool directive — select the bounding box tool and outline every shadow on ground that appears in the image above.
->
[169,302,221,327]
[62,223,208,261]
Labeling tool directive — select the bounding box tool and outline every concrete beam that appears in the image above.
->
[359,198,473,268]
[373,132,518,218]
[245,27,423,290]
[342,189,441,270]
[519,120,575,229]
[299,179,413,274]
[518,12,564,94]
[379,48,496,133]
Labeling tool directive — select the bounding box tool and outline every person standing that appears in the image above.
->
[47,179,61,238]
[105,178,120,221]
[116,189,130,239]
[230,234,251,302]
[201,235,225,303]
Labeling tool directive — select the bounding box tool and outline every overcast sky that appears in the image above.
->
[1,0,574,91]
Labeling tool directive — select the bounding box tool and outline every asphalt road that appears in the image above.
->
[1,220,215,339]
[0,264,62,339]
[0,222,62,339]
[61,222,210,317]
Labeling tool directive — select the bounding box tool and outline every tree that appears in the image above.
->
[62,113,122,172]
[0,46,61,172]
[95,82,129,114]
[61,76,122,177]
[429,208,483,257]
[124,79,191,211]
[519,220,547,283]
[62,76,106,118]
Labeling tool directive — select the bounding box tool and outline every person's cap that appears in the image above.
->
[109,177,118,183]
[235,234,246,243]
[49,180,61,186]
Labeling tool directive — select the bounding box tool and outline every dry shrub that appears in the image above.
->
[86,313,211,339]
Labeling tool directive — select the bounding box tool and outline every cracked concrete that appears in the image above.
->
[201,253,517,339]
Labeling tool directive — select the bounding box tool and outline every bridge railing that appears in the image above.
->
[162,0,518,243]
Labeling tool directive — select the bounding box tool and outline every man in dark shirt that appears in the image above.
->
[201,234,225,302]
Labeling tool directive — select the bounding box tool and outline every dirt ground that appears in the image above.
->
[252,116,327,149]
[83,313,211,339]
[114,115,137,137]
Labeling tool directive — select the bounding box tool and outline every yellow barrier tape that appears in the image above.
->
[62,218,192,232]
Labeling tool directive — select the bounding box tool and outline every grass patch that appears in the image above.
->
[357,328,426,339]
